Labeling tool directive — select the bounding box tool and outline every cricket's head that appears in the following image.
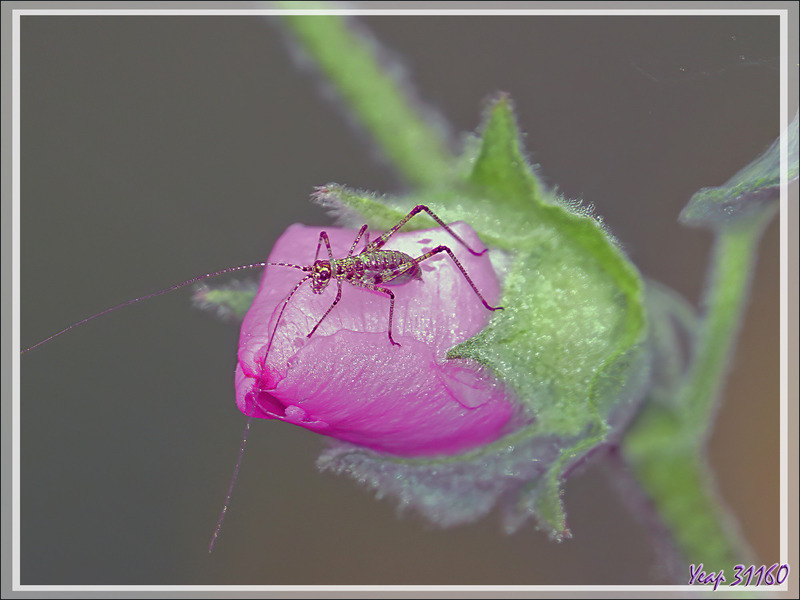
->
[309,259,333,294]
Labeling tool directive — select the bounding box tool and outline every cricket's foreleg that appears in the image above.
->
[314,231,335,263]
[308,279,343,338]
[264,275,313,363]
[348,225,369,257]
[371,205,488,257]
[416,245,504,311]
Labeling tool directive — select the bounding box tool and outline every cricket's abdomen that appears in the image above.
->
[357,249,420,286]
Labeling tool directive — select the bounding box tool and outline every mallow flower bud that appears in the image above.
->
[234,222,520,457]
[199,96,652,538]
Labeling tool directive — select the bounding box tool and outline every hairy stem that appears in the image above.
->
[680,216,774,433]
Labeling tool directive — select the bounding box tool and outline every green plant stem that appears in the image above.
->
[625,212,775,574]
[276,4,455,187]
[680,217,773,433]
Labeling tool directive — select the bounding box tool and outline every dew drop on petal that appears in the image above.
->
[284,405,308,423]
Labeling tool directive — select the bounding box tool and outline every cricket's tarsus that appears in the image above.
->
[23,204,502,551]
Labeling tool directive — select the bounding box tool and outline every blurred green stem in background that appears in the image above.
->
[277,2,455,188]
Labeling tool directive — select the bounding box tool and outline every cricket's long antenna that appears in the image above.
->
[207,272,312,552]
[21,261,307,354]
[209,415,252,553]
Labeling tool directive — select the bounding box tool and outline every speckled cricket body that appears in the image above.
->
[289,204,503,347]
[312,248,421,292]
[305,247,422,346]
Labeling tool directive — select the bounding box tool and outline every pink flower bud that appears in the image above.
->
[235,222,517,456]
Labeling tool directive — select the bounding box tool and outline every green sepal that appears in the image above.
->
[468,94,543,206]
[446,98,648,436]
[192,281,259,322]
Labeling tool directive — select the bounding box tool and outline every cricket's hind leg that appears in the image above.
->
[369,205,489,257]
[414,245,503,311]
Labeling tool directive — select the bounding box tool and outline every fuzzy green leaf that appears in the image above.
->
[680,111,797,230]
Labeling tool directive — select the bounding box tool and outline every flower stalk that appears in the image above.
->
[681,215,776,431]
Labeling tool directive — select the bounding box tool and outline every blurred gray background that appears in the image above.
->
[20,14,784,585]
